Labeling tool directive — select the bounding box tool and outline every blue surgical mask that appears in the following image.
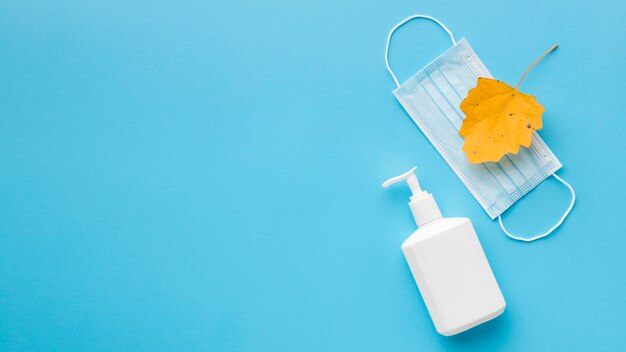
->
[384,15,575,242]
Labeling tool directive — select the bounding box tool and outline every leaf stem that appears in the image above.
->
[515,44,558,89]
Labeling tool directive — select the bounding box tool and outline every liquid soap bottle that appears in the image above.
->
[383,167,506,336]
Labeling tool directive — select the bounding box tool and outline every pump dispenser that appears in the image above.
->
[384,167,505,336]
[382,167,442,226]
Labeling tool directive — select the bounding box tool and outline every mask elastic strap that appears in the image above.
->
[498,174,576,242]
[385,14,457,88]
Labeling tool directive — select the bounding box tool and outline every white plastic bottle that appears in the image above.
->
[383,167,506,336]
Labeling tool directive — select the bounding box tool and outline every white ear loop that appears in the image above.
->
[498,174,576,242]
[385,14,457,88]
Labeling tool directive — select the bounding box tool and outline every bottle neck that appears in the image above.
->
[409,193,442,227]
[417,214,443,228]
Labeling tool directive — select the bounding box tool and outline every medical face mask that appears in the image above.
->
[384,15,575,242]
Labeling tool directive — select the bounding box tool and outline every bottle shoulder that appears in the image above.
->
[402,217,472,249]
[419,216,470,232]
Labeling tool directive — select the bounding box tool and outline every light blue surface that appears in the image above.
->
[0,1,624,351]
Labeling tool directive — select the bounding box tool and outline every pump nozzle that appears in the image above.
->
[383,167,442,227]
[382,167,423,198]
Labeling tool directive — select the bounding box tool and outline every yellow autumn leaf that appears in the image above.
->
[459,44,557,164]
[459,78,544,163]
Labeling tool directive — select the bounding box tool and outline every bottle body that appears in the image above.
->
[402,217,505,336]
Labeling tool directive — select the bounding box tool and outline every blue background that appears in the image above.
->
[1,0,624,351]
